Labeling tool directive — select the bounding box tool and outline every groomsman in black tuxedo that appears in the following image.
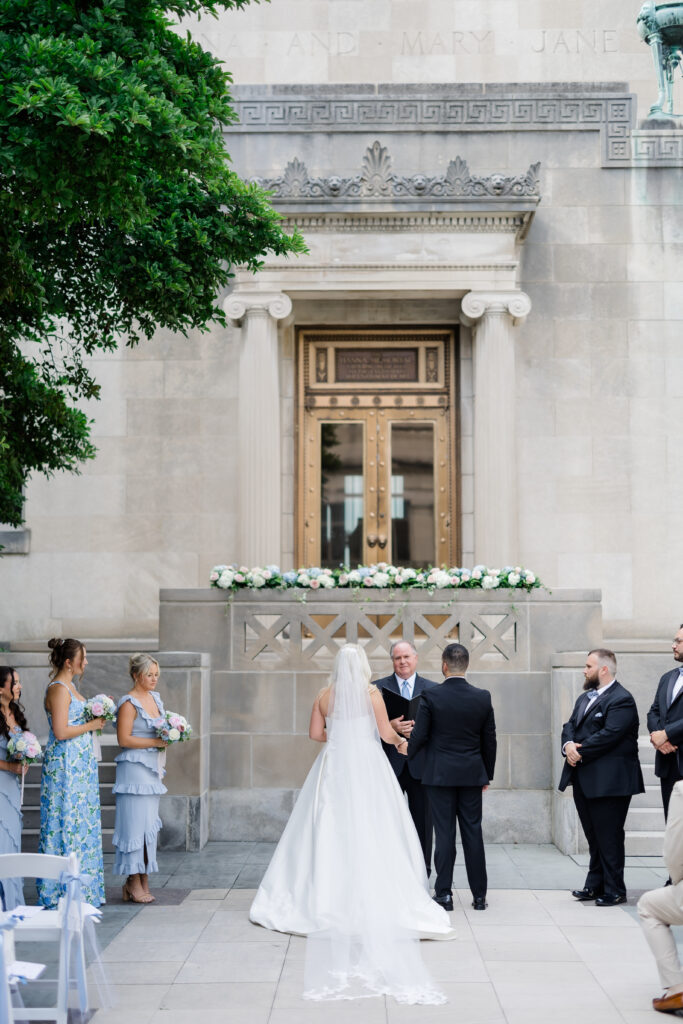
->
[648,625,683,820]
[408,643,496,912]
[376,640,437,876]
[560,648,644,906]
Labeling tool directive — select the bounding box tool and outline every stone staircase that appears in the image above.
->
[21,741,118,854]
[625,736,665,856]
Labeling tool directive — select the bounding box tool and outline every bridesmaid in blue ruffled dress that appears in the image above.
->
[38,638,106,908]
[113,653,167,904]
[0,665,27,910]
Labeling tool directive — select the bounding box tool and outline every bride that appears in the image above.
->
[249,643,455,1004]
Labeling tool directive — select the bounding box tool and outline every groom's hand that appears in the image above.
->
[391,715,415,737]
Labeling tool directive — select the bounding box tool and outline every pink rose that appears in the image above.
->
[91,701,104,715]
[310,579,320,589]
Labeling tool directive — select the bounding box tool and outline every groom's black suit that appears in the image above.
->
[376,672,437,875]
[408,676,496,901]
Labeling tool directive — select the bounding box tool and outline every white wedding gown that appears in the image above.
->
[250,645,454,1004]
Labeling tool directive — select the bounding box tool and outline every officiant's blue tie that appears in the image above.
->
[401,680,410,700]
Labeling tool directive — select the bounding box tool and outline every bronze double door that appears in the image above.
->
[297,328,458,569]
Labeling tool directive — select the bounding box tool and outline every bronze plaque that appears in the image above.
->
[335,348,418,383]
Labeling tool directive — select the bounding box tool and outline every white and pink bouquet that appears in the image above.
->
[156,711,192,745]
[7,730,42,766]
[8,730,42,804]
[83,694,117,734]
[84,694,116,761]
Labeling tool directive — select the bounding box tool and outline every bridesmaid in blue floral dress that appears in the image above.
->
[113,653,167,904]
[37,639,106,908]
[0,665,27,910]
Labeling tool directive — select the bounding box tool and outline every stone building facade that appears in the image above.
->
[3,0,682,850]
[2,0,681,643]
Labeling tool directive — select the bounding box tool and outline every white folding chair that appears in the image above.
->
[0,852,98,1024]
[0,910,18,1024]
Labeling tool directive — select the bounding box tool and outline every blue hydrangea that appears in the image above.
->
[308,567,322,578]
[282,571,298,583]
[358,567,372,578]
[265,564,281,575]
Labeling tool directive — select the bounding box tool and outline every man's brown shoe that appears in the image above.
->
[652,991,683,1013]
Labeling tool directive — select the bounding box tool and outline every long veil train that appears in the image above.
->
[250,644,454,1004]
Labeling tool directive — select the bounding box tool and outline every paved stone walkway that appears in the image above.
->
[18,844,675,1023]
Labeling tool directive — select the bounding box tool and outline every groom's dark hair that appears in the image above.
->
[442,643,469,675]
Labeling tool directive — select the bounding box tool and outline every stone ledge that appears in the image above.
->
[0,528,30,555]
[160,586,602,604]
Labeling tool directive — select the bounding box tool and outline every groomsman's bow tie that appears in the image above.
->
[584,689,599,699]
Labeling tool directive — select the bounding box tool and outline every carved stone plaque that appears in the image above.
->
[335,348,418,383]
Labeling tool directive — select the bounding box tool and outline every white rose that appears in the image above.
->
[297,574,311,586]
[434,571,451,589]
[507,572,521,586]
[251,573,266,588]
[482,575,500,589]
[403,568,417,580]
[168,728,181,742]
[394,573,405,585]
[347,570,361,583]
[524,572,536,584]
[472,570,482,580]
[218,570,234,589]
[319,575,334,588]
[374,572,390,587]
[16,740,27,752]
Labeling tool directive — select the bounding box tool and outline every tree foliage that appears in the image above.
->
[0,0,305,526]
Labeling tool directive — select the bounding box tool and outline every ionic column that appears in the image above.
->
[460,291,531,568]
[225,291,293,567]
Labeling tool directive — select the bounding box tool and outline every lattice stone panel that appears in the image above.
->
[231,598,529,671]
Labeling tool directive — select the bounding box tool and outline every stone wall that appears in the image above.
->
[159,586,601,842]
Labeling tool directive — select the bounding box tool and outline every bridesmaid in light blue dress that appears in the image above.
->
[0,666,27,910]
[113,653,167,904]
[38,639,106,908]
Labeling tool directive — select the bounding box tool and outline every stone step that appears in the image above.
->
[638,736,656,765]
[20,781,117,808]
[626,806,666,831]
[642,763,657,787]
[22,828,115,855]
[21,805,116,831]
[625,831,664,857]
[631,785,665,810]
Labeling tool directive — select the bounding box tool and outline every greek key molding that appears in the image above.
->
[230,86,682,168]
[630,129,683,164]
[254,142,540,204]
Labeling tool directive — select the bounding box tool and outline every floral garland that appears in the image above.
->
[209,563,541,592]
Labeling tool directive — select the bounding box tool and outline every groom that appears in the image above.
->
[408,643,496,911]
[376,640,437,876]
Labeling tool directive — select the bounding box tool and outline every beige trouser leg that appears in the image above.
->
[638,884,683,990]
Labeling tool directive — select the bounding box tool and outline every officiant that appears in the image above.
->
[376,640,437,876]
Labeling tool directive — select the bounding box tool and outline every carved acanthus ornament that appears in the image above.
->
[255,141,541,202]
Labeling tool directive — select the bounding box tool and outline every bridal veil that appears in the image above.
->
[303,643,447,1004]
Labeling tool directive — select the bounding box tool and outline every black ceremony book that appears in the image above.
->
[381,687,423,722]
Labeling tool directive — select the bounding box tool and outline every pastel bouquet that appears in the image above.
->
[84,693,117,761]
[156,711,192,745]
[7,730,42,804]
[83,694,117,734]
[7,730,42,766]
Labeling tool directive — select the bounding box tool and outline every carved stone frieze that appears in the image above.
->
[254,142,541,203]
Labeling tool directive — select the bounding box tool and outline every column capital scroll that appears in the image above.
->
[224,290,293,324]
[460,290,532,328]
